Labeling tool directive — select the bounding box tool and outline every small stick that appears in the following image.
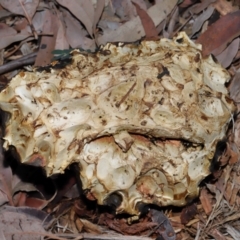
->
[0,52,37,75]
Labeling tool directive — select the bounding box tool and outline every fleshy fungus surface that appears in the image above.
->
[0,32,235,215]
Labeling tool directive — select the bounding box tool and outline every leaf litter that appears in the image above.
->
[0,0,240,239]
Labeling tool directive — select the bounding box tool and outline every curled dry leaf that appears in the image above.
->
[191,5,215,36]
[133,2,158,40]
[196,10,240,57]
[0,0,39,19]
[182,0,216,18]
[61,7,95,50]
[225,225,240,239]
[0,206,50,239]
[228,173,240,205]
[0,23,30,50]
[213,0,238,16]
[150,209,176,240]
[56,0,95,38]
[215,37,239,68]
[97,0,178,44]
[34,9,59,66]
[112,0,137,21]
[180,203,198,224]
[210,228,228,240]
[179,0,198,8]
[199,188,213,215]
[79,218,103,234]
[0,144,13,206]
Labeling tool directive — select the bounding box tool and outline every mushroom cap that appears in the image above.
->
[0,32,235,215]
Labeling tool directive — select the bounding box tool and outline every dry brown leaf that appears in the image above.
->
[112,0,137,21]
[56,0,95,38]
[165,6,179,38]
[131,0,148,11]
[199,188,213,215]
[229,68,240,103]
[215,37,239,68]
[182,0,216,18]
[31,11,46,34]
[0,23,30,50]
[34,9,58,66]
[179,0,198,8]
[76,217,84,232]
[210,228,228,240]
[191,5,215,36]
[0,0,39,19]
[13,192,46,209]
[213,0,238,15]
[0,144,13,206]
[98,0,177,44]
[217,143,234,167]
[54,11,69,50]
[12,17,28,32]
[229,186,239,205]
[0,206,49,239]
[233,117,240,153]
[196,10,240,57]
[0,8,12,19]
[225,225,240,239]
[151,210,176,240]
[92,0,105,38]
[80,218,103,234]
[180,203,198,224]
[133,2,158,40]
[62,8,95,50]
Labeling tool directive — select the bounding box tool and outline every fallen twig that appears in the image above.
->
[0,52,37,75]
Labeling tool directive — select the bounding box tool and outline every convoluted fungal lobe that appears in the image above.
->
[0,32,235,215]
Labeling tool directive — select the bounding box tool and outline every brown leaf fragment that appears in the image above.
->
[97,0,177,44]
[76,217,84,232]
[113,0,137,21]
[229,68,240,104]
[229,186,239,205]
[215,37,239,68]
[233,117,240,149]
[53,10,69,50]
[179,0,198,8]
[226,225,240,239]
[80,218,103,234]
[210,228,228,240]
[199,188,212,215]
[1,0,39,19]
[92,0,105,38]
[213,0,238,16]
[34,9,58,66]
[180,203,197,224]
[218,142,233,167]
[182,0,216,18]
[61,8,95,50]
[133,2,159,40]
[229,173,240,205]
[56,0,95,38]
[191,6,215,36]
[0,144,14,206]
[196,10,240,57]
[0,206,48,239]
[0,23,30,50]
[150,209,176,240]
[224,181,233,202]
[121,220,157,235]
[229,149,238,164]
